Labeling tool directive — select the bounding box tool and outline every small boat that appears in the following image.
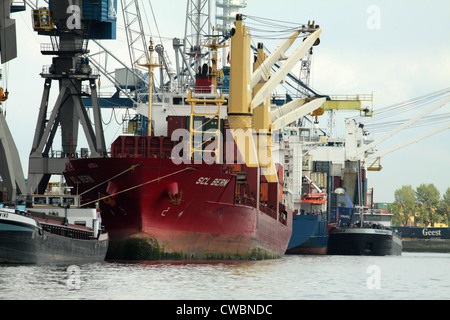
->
[327,206,402,256]
[326,158,402,256]
[0,194,109,264]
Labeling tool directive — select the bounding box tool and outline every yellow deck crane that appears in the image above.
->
[248,19,323,182]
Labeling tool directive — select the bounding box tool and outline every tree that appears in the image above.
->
[392,185,416,226]
[395,185,416,205]
[392,184,450,227]
[436,202,449,226]
[415,183,440,207]
[442,188,450,206]
[414,184,442,227]
[440,188,450,225]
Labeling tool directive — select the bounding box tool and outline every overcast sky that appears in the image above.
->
[3,0,450,203]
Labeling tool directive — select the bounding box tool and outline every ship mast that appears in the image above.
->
[138,40,162,136]
[202,38,226,93]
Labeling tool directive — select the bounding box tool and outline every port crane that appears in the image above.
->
[361,96,450,171]
[24,0,118,194]
[0,1,27,201]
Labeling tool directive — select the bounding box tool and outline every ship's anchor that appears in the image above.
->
[167,182,183,205]
[168,189,183,205]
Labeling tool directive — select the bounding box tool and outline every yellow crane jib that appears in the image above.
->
[270,98,326,132]
[253,42,277,182]
[323,93,374,117]
[227,14,259,167]
[367,157,382,171]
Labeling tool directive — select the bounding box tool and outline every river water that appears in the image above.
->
[1,252,449,301]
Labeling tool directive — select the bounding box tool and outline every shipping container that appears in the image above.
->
[111,136,146,158]
[276,163,284,185]
[331,163,343,177]
[395,227,450,239]
[313,161,331,174]
[110,136,176,159]
[162,137,176,158]
[310,172,327,191]
[148,136,162,158]
[186,115,206,131]
[167,115,187,137]
[203,118,224,152]
[361,168,367,181]
[260,182,269,202]
[375,202,391,209]
[203,117,224,131]
[333,176,341,188]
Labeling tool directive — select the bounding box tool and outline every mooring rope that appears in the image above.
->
[79,166,197,208]
[79,162,144,197]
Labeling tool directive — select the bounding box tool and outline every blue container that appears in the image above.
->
[83,0,117,39]
[49,0,117,39]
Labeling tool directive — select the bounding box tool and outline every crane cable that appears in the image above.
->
[354,87,450,133]
[358,87,450,122]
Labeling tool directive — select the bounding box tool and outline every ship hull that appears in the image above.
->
[65,158,292,260]
[286,215,328,255]
[0,214,108,264]
[327,227,402,256]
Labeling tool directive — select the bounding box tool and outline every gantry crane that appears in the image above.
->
[27,0,117,194]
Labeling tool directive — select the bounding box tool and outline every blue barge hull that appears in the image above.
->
[286,215,328,255]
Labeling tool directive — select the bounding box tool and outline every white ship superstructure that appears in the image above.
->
[216,0,248,32]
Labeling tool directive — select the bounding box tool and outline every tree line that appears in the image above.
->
[390,184,450,227]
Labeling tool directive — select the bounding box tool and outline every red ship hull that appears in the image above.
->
[64,156,292,260]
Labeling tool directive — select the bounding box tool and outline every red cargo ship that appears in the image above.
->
[64,16,292,260]
[65,155,291,260]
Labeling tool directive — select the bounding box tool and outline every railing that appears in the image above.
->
[216,0,248,7]
[41,65,99,76]
[235,196,286,225]
[41,223,94,240]
[45,149,110,159]
[328,93,373,102]
[40,42,89,54]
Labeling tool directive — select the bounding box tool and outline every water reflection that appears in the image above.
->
[0,253,449,300]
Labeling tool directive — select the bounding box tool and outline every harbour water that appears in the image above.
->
[0,252,449,301]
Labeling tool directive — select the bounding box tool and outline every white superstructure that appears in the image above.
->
[215,0,248,32]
